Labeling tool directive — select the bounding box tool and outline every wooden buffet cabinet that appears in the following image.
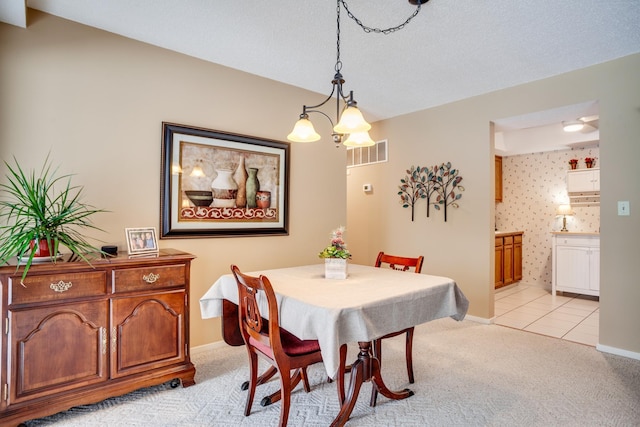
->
[0,249,196,426]
[495,231,523,289]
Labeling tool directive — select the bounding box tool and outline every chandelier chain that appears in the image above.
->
[340,0,421,35]
[335,0,342,73]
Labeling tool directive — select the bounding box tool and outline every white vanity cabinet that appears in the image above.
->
[552,233,600,297]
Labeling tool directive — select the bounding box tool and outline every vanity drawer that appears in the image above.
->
[113,264,186,293]
[9,271,107,305]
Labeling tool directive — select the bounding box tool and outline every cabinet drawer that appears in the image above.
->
[113,264,186,293]
[495,237,503,247]
[9,271,107,305]
[514,234,522,244]
[555,235,599,247]
[503,236,514,245]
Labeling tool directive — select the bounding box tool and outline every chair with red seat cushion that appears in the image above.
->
[231,265,324,427]
[333,252,424,407]
[371,251,424,405]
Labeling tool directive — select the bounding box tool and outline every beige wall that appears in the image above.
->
[348,54,640,356]
[0,11,347,347]
[2,11,639,357]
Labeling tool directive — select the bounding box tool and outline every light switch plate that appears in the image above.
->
[618,201,630,216]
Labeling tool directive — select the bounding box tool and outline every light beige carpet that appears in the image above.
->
[24,319,640,426]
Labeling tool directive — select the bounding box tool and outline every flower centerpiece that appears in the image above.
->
[568,158,578,170]
[318,226,351,279]
[584,157,595,168]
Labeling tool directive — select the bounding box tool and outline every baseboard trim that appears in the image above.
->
[596,344,640,361]
[191,341,228,356]
[464,314,493,325]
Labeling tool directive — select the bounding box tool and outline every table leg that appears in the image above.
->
[330,342,413,427]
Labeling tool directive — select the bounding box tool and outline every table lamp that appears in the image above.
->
[557,204,574,232]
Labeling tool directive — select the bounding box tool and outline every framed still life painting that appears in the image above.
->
[160,122,290,238]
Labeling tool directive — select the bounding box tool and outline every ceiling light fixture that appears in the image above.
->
[562,120,585,132]
[287,0,427,148]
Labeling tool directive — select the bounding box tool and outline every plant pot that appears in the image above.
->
[586,161,593,169]
[30,239,52,257]
[325,258,348,279]
[569,163,578,170]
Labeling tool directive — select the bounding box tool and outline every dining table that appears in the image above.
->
[200,263,469,426]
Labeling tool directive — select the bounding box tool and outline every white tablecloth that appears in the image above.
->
[200,264,469,378]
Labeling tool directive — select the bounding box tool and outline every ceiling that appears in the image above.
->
[3,0,640,154]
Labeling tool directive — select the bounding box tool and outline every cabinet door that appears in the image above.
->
[513,241,523,282]
[495,238,504,288]
[556,246,590,292]
[589,247,600,292]
[567,170,599,192]
[503,236,514,285]
[495,156,503,202]
[110,291,186,379]
[8,301,108,405]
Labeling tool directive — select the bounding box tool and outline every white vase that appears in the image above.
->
[325,258,348,279]
[211,169,238,207]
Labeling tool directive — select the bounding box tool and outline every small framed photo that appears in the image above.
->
[125,227,159,255]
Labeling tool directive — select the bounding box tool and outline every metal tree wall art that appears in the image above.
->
[398,162,464,222]
[433,162,464,222]
[398,166,426,221]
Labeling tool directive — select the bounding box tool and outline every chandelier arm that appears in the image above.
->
[340,0,423,35]
[303,83,339,111]
[304,109,337,129]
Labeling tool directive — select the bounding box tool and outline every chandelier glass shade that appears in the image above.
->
[287,115,321,142]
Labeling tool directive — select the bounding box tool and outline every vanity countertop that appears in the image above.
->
[495,230,524,236]
[551,231,600,236]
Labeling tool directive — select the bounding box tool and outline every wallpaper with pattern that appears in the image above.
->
[495,145,600,288]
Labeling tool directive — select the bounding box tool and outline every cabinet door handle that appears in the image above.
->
[101,327,107,355]
[50,280,72,293]
[111,326,117,353]
[142,273,159,284]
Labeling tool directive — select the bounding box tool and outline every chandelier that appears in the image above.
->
[287,0,427,147]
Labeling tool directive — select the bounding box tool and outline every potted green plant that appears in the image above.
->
[0,154,106,283]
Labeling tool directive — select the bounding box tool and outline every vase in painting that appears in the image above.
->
[211,169,238,207]
[246,167,260,208]
[234,155,248,208]
[256,191,271,209]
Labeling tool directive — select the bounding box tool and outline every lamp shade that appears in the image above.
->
[556,204,574,216]
[343,131,375,147]
[287,117,321,142]
[333,106,371,134]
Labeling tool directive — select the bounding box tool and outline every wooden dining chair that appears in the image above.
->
[371,251,424,406]
[230,265,324,427]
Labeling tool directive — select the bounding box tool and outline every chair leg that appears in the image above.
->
[370,339,382,407]
[244,351,259,416]
[406,327,415,384]
[277,368,293,427]
[300,367,311,392]
[336,344,348,404]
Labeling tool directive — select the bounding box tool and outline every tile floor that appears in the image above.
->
[494,285,599,346]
